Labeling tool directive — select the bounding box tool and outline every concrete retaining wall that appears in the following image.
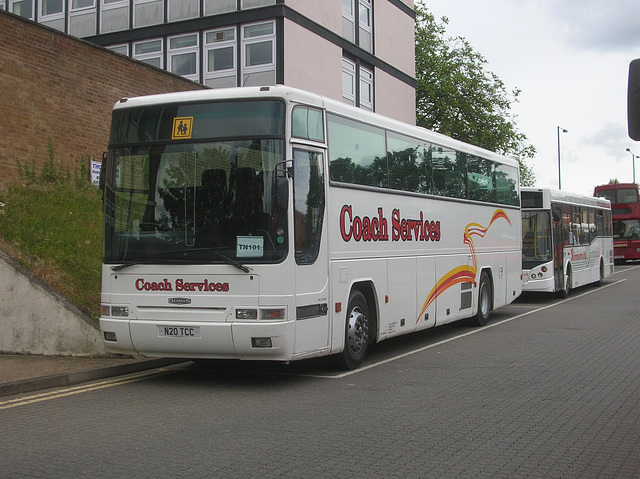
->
[0,250,108,356]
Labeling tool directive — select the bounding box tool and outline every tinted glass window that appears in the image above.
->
[111,100,284,144]
[328,114,386,188]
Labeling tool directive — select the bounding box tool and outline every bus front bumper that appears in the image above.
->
[99,318,296,361]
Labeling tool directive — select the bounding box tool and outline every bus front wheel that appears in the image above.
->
[339,290,370,370]
[557,265,572,298]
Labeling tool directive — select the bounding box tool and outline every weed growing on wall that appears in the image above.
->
[0,141,103,322]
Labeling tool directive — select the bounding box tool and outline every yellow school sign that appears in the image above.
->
[172,117,193,139]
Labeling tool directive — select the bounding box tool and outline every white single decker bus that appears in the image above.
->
[521,187,613,297]
[100,86,522,369]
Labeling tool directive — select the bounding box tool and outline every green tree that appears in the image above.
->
[415,3,535,186]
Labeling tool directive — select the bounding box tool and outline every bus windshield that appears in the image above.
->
[613,219,640,240]
[103,100,287,265]
[522,210,552,268]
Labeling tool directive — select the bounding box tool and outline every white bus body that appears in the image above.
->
[521,188,613,296]
[100,86,522,368]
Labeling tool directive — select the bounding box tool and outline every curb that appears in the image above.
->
[0,358,188,397]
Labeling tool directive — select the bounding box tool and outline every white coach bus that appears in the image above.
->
[521,188,613,297]
[99,86,522,369]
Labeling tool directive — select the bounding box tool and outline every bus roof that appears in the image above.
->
[113,85,519,169]
[594,183,638,190]
[521,187,611,210]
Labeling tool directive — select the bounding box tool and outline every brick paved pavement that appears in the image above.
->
[1,266,640,478]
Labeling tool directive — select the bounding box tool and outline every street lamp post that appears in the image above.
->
[626,148,637,184]
[557,126,568,189]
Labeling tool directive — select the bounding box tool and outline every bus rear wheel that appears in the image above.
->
[338,290,370,370]
[472,271,492,327]
[595,260,604,286]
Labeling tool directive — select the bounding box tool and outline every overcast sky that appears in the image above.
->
[424,0,640,196]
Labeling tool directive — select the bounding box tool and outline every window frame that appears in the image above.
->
[133,0,164,28]
[10,0,35,19]
[69,0,95,12]
[100,0,130,34]
[358,0,372,53]
[168,32,200,81]
[39,0,64,21]
[342,0,355,42]
[204,26,237,85]
[342,58,356,106]
[107,44,130,56]
[132,37,164,69]
[241,20,276,86]
[359,65,373,111]
[167,0,199,23]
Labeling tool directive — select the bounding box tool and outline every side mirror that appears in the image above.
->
[273,177,288,214]
[628,58,640,141]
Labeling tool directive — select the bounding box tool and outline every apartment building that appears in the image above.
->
[1,0,416,123]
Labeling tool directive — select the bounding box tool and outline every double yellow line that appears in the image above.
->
[0,369,166,411]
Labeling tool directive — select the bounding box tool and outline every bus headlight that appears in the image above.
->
[235,308,286,320]
[236,309,258,319]
[101,305,130,317]
[111,306,130,317]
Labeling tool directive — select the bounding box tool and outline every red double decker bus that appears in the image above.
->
[594,183,640,263]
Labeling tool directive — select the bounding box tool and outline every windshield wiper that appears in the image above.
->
[111,249,252,273]
[194,248,253,273]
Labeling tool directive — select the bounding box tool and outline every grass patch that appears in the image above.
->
[0,153,103,324]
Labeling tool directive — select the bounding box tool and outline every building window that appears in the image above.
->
[133,38,163,68]
[40,0,64,30]
[204,0,234,15]
[69,0,97,37]
[133,0,163,28]
[342,0,373,53]
[101,0,129,33]
[107,44,129,56]
[342,58,356,106]
[41,0,63,16]
[342,0,355,43]
[168,0,198,23]
[241,21,276,87]
[204,27,237,89]
[241,0,275,8]
[0,0,6,9]
[359,65,373,111]
[358,0,372,53]
[10,0,33,19]
[342,57,374,111]
[168,33,199,81]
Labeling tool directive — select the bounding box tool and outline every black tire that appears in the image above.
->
[338,290,370,370]
[557,265,571,298]
[472,271,492,327]
[594,260,604,287]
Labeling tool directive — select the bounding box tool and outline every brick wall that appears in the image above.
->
[0,11,207,190]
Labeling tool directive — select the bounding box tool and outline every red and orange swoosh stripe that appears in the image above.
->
[416,209,511,323]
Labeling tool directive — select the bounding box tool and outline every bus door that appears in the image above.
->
[292,148,330,355]
[552,203,565,290]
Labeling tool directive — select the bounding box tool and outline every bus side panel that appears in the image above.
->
[416,256,437,331]
[487,251,522,310]
[507,250,523,304]
[434,254,474,326]
[385,257,418,338]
